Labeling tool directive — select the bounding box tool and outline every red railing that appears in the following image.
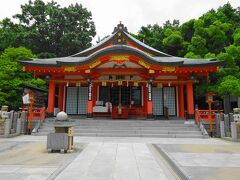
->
[19,107,46,121]
[195,109,223,122]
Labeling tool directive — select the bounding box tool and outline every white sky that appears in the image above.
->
[0,0,239,43]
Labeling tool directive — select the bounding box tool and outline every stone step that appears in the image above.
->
[38,126,199,132]
[41,123,197,128]
[37,119,202,138]
[74,121,188,125]
[43,120,189,125]
[35,132,203,138]
[37,133,203,138]
[37,128,201,134]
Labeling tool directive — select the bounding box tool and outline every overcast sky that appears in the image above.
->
[0,0,239,43]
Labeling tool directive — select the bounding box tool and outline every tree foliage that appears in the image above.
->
[0,47,46,109]
[0,0,96,57]
[217,75,240,96]
[134,2,240,99]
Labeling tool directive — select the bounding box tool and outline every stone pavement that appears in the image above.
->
[0,135,240,180]
[55,143,170,180]
[158,143,240,180]
[0,138,84,180]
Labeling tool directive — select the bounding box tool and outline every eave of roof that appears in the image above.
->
[19,45,223,68]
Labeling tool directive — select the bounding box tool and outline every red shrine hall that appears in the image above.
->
[20,23,222,119]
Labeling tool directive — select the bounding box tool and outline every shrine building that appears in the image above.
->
[20,23,222,119]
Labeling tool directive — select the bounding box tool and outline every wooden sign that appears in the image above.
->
[64,66,76,72]
[110,55,129,66]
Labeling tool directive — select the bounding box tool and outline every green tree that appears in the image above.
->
[134,2,240,99]
[233,28,240,45]
[0,0,96,57]
[163,29,184,56]
[217,75,240,96]
[187,35,208,57]
[184,52,201,59]
[0,18,25,52]
[0,47,46,109]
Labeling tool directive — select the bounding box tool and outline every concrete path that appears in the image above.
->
[1,135,240,180]
[55,143,169,180]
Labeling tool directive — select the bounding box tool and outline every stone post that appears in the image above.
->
[0,118,4,135]
[220,121,225,137]
[215,113,221,138]
[16,118,22,135]
[20,111,27,134]
[12,112,19,132]
[229,113,234,122]
[9,110,14,130]
[231,122,237,141]
[224,114,231,137]
[4,119,11,137]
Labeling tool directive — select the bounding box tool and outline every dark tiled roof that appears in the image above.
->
[20,45,222,67]
[71,32,117,57]
[123,32,171,57]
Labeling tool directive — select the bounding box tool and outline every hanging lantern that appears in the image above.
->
[126,81,129,87]
[157,83,163,88]
[76,82,81,87]
[118,80,123,86]
[133,82,138,86]
[102,81,107,86]
[66,82,69,87]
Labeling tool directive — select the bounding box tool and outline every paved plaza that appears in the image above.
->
[0,136,240,180]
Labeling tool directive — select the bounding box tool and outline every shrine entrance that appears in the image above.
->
[99,86,141,107]
[152,87,176,116]
[94,85,144,118]
[65,87,88,115]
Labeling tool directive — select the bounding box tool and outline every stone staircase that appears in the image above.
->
[36,118,205,138]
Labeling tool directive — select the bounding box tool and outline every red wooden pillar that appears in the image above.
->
[48,81,56,113]
[144,85,148,117]
[146,82,153,118]
[87,81,93,117]
[58,84,64,112]
[92,83,98,106]
[186,82,194,118]
[178,84,185,118]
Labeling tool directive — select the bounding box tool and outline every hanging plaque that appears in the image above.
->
[88,82,92,101]
[148,82,152,101]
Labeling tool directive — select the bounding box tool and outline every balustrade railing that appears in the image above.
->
[195,109,223,122]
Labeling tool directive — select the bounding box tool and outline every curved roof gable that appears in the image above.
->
[72,22,171,57]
